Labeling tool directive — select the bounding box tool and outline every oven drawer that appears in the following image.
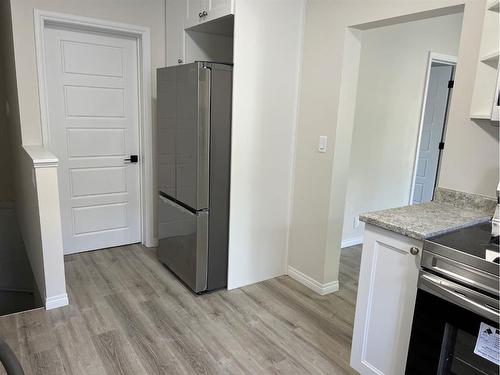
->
[158,194,208,292]
[407,281,499,375]
[419,270,499,322]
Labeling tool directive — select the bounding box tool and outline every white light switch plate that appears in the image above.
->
[318,136,327,153]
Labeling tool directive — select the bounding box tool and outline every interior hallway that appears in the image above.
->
[0,244,361,375]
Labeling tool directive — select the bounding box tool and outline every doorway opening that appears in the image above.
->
[339,7,464,249]
[410,53,456,204]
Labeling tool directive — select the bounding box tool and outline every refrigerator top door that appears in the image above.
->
[157,62,210,210]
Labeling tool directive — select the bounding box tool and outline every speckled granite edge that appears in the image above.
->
[434,187,497,215]
[359,188,496,240]
[360,210,491,240]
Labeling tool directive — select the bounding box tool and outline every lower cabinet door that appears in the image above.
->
[158,195,208,292]
[350,224,422,375]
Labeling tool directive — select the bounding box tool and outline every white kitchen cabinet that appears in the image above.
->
[186,0,234,29]
[166,0,186,66]
[186,0,206,29]
[470,0,499,122]
[206,0,233,22]
[350,224,422,375]
[167,0,234,66]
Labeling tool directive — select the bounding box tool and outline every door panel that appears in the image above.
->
[186,0,232,27]
[157,63,209,210]
[206,0,232,21]
[351,225,422,375]
[186,0,207,28]
[413,64,453,204]
[158,195,208,292]
[44,26,141,254]
[67,128,126,157]
[61,40,124,77]
[73,203,128,235]
[157,67,177,197]
[64,86,125,117]
[166,0,186,66]
[412,183,424,203]
[175,65,201,208]
[70,167,127,197]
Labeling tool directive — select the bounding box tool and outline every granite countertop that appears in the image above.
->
[359,188,496,240]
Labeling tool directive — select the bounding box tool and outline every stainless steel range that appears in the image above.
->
[406,221,499,374]
[421,222,499,316]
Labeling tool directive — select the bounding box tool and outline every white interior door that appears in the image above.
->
[44,26,141,254]
[413,63,454,204]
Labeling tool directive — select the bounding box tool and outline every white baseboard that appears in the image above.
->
[341,236,363,248]
[46,293,69,310]
[288,266,339,295]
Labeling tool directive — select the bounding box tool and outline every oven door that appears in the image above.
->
[406,271,499,374]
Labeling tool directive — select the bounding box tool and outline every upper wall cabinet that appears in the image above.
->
[470,0,499,123]
[166,0,234,67]
[186,0,234,29]
[186,0,205,28]
[166,0,186,66]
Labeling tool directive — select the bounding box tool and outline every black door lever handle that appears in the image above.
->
[124,155,138,163]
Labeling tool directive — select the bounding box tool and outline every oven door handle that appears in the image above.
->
[419,271,499,322]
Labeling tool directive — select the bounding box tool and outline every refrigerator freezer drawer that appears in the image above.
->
[158,194,208,292]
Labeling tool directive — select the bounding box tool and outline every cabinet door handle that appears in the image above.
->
[199,12,203,17]
[202,11,208,17]
[177,59,183,64]
[410,247,420,256]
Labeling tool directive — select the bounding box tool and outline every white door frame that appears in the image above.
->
[408,51,457,204]
[34,9,156,248]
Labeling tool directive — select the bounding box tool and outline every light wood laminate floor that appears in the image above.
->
[0,244,361,375]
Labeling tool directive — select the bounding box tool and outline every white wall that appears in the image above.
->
[227,0,305,289]
[342,13,463,245]
[289,0,498,291]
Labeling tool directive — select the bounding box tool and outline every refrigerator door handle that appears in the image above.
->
[195,211,209,292]
[197,64,211,209]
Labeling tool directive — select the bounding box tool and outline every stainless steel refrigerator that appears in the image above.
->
[157,62,232,293]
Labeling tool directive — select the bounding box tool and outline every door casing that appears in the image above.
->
[34,9,156,249]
